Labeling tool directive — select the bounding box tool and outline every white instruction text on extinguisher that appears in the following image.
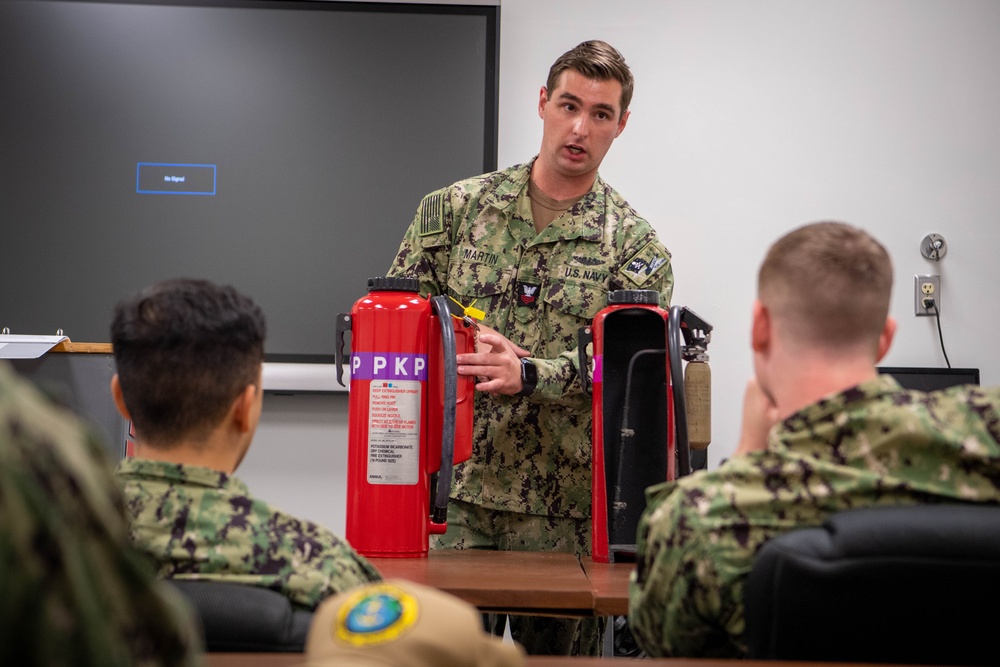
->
[367,380,422,484]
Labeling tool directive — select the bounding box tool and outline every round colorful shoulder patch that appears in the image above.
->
[333,583,420,647]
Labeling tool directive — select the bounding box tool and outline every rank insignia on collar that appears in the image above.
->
[518,281,540,307]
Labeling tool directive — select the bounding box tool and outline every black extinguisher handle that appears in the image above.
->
[668,305,692,478]
[334,313,352,388]
[430,295,457,525]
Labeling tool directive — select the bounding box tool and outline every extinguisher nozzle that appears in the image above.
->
[431,506,448,525]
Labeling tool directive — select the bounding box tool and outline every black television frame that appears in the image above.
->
[877,366,981,392]
[0,0,500,392]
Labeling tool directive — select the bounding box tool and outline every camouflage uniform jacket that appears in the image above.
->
[0,363,200,666]
[387,159,673,518]
[629,375,1000,658]
[116,458,381,609]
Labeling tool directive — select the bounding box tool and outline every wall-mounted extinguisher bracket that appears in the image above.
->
[671,306,713,461]
[335,313,352,388]
[578,325,594,395]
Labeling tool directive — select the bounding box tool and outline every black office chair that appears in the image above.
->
[167,580,313,652]
[744,504,1000,666]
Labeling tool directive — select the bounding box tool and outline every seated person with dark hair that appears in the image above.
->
[111,278,380,610]
[629,221,1000,657]
[0,361,200,665]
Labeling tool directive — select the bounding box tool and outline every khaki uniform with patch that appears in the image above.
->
[0,362,200,666]
[629,376,1000,658]
[388,159,673,521]
[302,579,525,667]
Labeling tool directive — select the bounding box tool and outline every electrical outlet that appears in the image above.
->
[914,274,941,316]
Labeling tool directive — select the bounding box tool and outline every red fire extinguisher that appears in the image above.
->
[335,277,475,558]
[579,290,712,563]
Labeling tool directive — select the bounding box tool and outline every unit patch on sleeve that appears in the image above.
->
[620,240,671,287]
[418,193,444,237]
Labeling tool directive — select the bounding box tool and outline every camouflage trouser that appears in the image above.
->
[431,499,605,656]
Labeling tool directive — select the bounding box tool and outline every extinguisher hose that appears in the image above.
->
[430,295,457,525]
[614,347,666,531]
[669,305,691,477]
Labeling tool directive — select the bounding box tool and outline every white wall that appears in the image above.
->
[240,0,1000,533]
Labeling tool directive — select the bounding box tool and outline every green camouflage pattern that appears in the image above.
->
[435,499,603,656]
[116,458,381,610]
[388,159,673,518]
[0,362,200,666]
[629,375,1000,658]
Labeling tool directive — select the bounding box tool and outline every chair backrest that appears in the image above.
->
[744,504,1000,666]
[167,580,313,653]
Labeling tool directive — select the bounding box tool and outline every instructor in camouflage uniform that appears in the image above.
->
[629,221,1000,657]
[387,40,673,655]
[112,278,381,610]
[0,361,199,665]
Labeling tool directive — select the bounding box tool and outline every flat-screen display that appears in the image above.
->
[877,367,981,392]
[0,0,498,369]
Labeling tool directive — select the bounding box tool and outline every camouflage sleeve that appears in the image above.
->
[629,483,731,658]
[519,309,595,405]
[0,365,200,666]
[386,189,455,297]
[522,353,580,404]
[536,220,673,404]
[127,470,382,611]
[267,512,383,608]
[616,225,674,307]
[650,246,674,309]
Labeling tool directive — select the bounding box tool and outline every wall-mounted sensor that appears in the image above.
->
[920,233,947,261]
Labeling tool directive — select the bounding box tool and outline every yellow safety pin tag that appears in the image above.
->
[448,296,486,322]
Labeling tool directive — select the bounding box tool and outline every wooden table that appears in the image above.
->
[580,557,633,616]
[369,550,596,616]
[201,551,637,667]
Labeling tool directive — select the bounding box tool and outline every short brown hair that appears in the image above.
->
[758,221,893,351]
[546,40,634,117]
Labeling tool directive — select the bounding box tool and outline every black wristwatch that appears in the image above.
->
[517,358,538,396]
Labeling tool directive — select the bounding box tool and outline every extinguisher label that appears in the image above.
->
[367,380,421,484]
[351,353,428,381]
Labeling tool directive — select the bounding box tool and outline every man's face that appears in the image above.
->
[537,69,630,184]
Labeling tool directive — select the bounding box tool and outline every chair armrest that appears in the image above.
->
[167,580,312,653]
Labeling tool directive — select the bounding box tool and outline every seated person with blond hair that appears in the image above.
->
[629,221,1000,657]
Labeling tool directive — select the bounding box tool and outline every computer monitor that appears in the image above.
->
[877,367,981,392]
